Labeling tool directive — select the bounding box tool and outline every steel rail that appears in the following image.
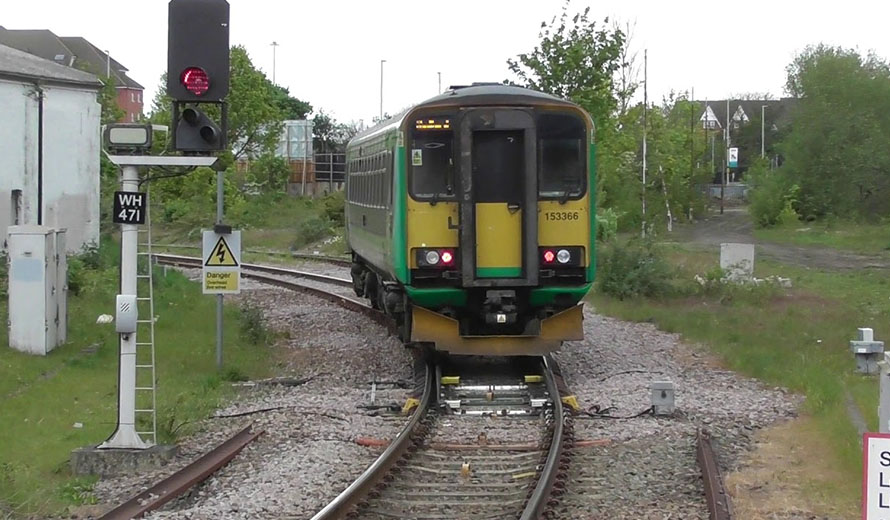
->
[153,244,352,267]
[696,429,733,520]
[310,363,434,520]
[519,356,566,520]
[153,253,352,287]
[99,425,263,520]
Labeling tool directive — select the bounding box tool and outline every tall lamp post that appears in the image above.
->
[270,41,279,85]
[761,104,768,159]
[380,59,386,121]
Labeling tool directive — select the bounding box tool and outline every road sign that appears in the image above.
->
[728,147,739,168]
[202,230,240,294]
[113,191,147,224]
[863,433,890,518]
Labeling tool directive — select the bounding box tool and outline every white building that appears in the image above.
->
[0,43,102,252]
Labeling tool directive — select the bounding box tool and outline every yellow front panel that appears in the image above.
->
[537,198,590,265]
[475,203,521,277]
[406,199,458,268]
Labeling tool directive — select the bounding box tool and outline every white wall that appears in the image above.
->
[0,79,100,252]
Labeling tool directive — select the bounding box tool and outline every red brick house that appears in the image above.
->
[0,28,143,122]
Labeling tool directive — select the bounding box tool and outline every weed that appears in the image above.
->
[597,240,675,300]
[59,477,97,506]
[222,366,249,382]
[239,303,269,346]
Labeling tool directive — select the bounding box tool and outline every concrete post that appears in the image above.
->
[880,352,890,433]
[100,164,149,450]
[851,328,885,375]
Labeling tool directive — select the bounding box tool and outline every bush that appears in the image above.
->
[596,208,619,241]
[322,191,345,226]
[239,302,269,345]
[748,159,799,228]
[294,216,332,248]
[597,240,675,300]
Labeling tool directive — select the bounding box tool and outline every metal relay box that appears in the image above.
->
[7,226,67,355]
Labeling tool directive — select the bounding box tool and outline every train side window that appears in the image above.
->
[538,113,586,200]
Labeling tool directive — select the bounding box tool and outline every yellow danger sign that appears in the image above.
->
[205,237,239,267]
[204,271,239,292]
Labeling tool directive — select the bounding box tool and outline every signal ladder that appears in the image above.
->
[134,184,158,446]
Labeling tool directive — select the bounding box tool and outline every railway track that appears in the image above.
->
[149,255,733,519]
[312,356,570,520]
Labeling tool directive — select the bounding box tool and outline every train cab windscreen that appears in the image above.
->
[538,113,586,200]
[410,117,455,200]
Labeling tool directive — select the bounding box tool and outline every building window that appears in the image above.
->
[131,92,135,102]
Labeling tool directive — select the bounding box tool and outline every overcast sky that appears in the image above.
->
[3,0,887,124]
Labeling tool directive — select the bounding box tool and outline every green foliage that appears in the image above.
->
[747,158,798,228]
[321,191,346,227]
[778,44,890,220]
[247,154,291,192]
[507,4,625,131]
[97,77,125,124]
[597,240,675,299]
[313,110,361,153]
[271,84,312,120]
[239,302,269,346]
[59,477,98,506]
[596,208,619,241]
[0,253,7,300]
[295,215,332,248]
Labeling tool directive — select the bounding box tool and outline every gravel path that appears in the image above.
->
[551,310,801,519]
[93,272,413,519]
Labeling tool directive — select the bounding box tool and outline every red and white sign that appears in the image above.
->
[864,433,890,518]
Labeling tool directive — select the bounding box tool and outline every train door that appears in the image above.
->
[458,109,538,287]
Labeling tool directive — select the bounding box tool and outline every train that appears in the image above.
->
[345,83,595,356]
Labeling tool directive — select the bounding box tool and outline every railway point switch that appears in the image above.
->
[651,381,675,415]
[851,327,884,375]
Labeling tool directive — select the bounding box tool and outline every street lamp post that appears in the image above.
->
[761,104,768,159]
[271,41,279,85]
[438,71,442,94]
[380,59,386,121]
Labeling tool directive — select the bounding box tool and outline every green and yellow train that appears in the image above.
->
[345,83,595,356]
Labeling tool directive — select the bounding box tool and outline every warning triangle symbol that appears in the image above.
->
[205,237,239,267]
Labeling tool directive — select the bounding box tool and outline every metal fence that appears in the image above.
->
[314,152,346,185]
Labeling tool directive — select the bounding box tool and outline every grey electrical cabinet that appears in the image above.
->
[7,226,67,355]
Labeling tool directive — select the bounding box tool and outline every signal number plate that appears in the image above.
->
[544,211,580,222]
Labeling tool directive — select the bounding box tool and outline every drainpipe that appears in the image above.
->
[35,83,44,226]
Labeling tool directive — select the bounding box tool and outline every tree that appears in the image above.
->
[312,110,360,153]
[507,3,625,130]
[776,44,890,219]
[272,85,312,120]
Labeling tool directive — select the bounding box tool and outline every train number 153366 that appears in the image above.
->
[544,211,581,221]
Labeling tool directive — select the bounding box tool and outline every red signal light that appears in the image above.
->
[441,250,454,265]
[181,67,210,96]
[543,250,556,263]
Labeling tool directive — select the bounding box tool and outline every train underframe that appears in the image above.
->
[350,259,585,357]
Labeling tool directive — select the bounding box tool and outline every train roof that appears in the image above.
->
[416,83,577,109]
[350,84,584,147]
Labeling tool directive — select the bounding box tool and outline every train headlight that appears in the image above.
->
[540,247,584,268]
[557,249,571,264]
[425,250,441,265]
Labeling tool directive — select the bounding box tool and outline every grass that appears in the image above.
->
[754,218,890,253]
[589,241,888,511]
[0,240,273,516]
[152,192,345,254]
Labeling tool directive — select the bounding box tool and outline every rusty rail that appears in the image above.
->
[100,425,264,520]
[696,428,732,520]
[153,254,391,333]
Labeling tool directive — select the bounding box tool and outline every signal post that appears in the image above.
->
[72,0,232,474]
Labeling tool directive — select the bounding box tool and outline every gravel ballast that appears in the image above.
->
[94,262,800,519]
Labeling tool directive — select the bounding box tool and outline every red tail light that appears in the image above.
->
[441,250,454,265]
[543,250,556,263]
[181,67,210,96]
